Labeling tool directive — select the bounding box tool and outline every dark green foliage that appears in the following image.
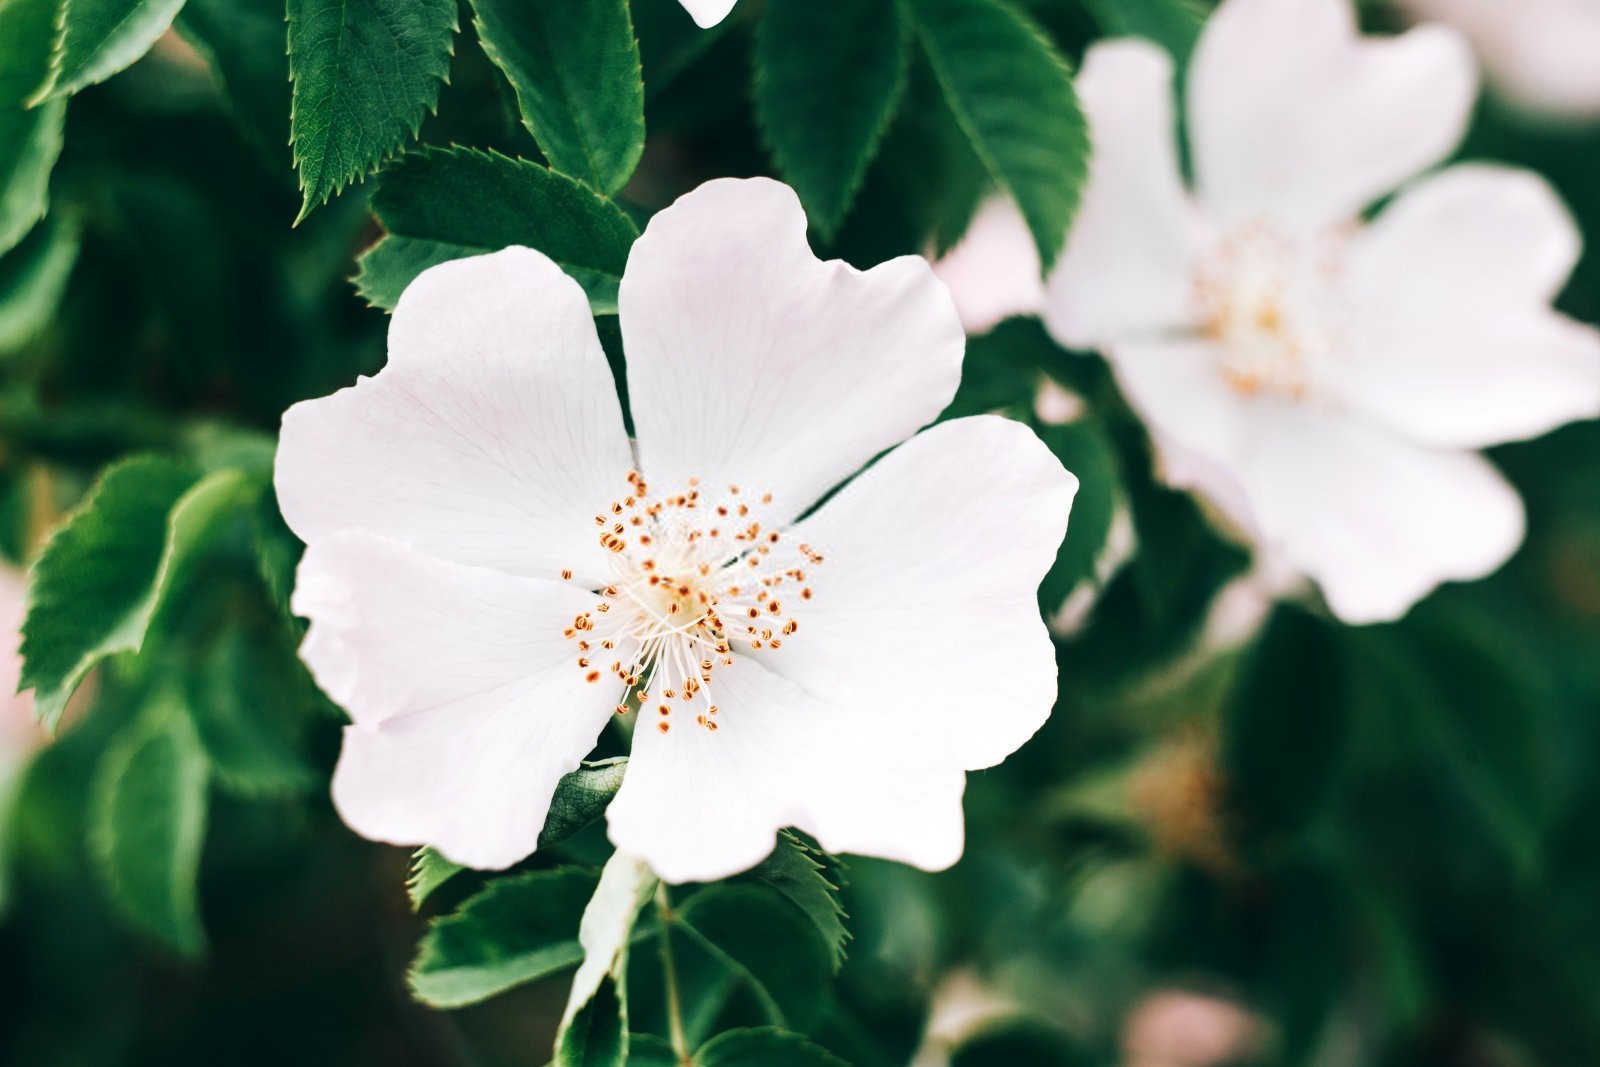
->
[1081,0,1207,63]
[177,0,294,169]
[355,147,639,313]
[677,885,833,1032]
[541,759,630,849]
[185,624,318,797]
[409,867,599,1007]
[0,213,78,353]
[89,693,210,956]
[0,0,64,255]
[1220,605,1349,850]
[744,832,849,972]
[908,0,1089,269]
[470,0,645,194]
[558,975,629,1067]
[19,457,256,729]
[406,846,465,911]
[625,1033,679,1066]
[753,0,909,236]
[695,1027,849,1067]
[287,0,459,219]
[949,1020,1094,1067]
[29,0,188,102]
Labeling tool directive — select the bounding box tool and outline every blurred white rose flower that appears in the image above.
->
[276,177,1076,882]
[932,195,1045,335]
[1,562,41,912]
[1397,0,1600,120]
[1122,990,1268,1067]
[0,565,40,784]
[946,0,1600,624]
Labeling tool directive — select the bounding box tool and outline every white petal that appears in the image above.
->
[931,195,1045,335]
[1338,165,1600,447]
[1103,339,1251,473]
[678,0,737,28]
[1231,407,1524,624]
[763,416,1076,772]
[607,655,966,884]
[1187,0,1478,232]
[620,178,964,523]
[1043,40,1203,348]
[1397,0,1600,119]
[1352,166,1580,310]
[611,417,1071,884]
[276,247,634,584]
[1105,340,1524,622]
[296,532,627,868]
[1100,338,1261,539]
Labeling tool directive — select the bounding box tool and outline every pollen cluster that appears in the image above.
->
[1193,221,1346,401]
[561,471,822,736]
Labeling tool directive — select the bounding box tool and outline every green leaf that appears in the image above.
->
[176,0,291,167]
[863,53,989,259]
[355,147,639,315]
[20,458,258,730]
[753,0,908,236]
[625,1034,678,1067]
[633,0,729,102]
[1081,0,1206,64]
[0,0,66,255]
[909,0,1088,269]
[541,758,629,849]
[0,751,29,916]
[186,624,318,796]
[1035,417,1124,616]
[561,975,628,1067]
[693,1028,849,1067]
[555,852,658,1067]
[28,0,187,102]
[0,212,79,354]
[407,847,465,911]
[286,0,458,220]
[675,884,832,1032]
[409,866,599,1008]
[744,832,849,972]
[949,1020,1092,1067]
[1221,606,1349,849]
[469,0,644,195]
[1344,597,1561,883]
[89,694,211,956]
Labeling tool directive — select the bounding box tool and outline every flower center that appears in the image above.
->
[1193,222,1346,400]
[562,471,822,736]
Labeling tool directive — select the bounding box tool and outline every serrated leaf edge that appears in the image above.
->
[88,697,211,957]
[751,0,911,239]
[468,0,646,196]
[908,0,1088,270]
[287,0,461,222]
[19,459,259,731]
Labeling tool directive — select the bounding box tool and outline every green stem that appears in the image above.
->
[655,884,692,1065]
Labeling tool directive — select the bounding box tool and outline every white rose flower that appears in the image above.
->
[947,0,1600,624]
[1396,0,1600,120]
[276,178,1076,883]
